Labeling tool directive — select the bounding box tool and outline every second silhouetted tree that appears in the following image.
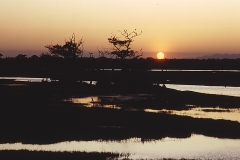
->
[99,29,143,59]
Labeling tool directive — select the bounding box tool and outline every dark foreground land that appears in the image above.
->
[0,150,119,160]
[0,150,196,160]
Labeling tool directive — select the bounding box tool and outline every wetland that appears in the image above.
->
[1,58,240,159]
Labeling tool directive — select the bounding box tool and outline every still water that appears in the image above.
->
[151,69,240,72]
[69,96,240,123]
[0,77,50,82]
[166,84,240,97]
[155,107,240,123]
[1,134,240,159]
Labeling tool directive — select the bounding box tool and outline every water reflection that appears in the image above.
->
[159,107,240,123]
[166,84,240,97]
[145,107,240,123]
[0,77,48,82]
[67,97,120,109]
[68,96,240,123]
[68,95,143,109]
[1,134,240,159]
[151,69,240,72]
[0,84,27,86]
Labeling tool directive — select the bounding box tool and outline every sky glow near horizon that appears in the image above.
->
[1,0,240,58]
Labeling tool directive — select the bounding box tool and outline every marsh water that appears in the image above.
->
[166,84,240,97]
[1,76,240,159]
[1,135,240,160]
[69,96,240,123]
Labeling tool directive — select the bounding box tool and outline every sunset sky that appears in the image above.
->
[1,0,240,58]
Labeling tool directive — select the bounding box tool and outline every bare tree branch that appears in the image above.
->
[100,29,143,59]
[45,34,84,58]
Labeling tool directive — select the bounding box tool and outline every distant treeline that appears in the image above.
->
[1,57,240,70]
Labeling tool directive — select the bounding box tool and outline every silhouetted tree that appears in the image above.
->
[99,29,143,60]
[15,54,27,59]
[30,55,38,59]
[89,52,93,58]
[45,34,84,58]
[98,47,106,58]
[96,30,145,87]
[39,52,52,59]
[0,53,3,59]
[44,34,85,84]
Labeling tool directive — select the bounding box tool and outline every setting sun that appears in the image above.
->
[157,52,165,59]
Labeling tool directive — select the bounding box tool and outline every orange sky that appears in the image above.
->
[1,0,240,58]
